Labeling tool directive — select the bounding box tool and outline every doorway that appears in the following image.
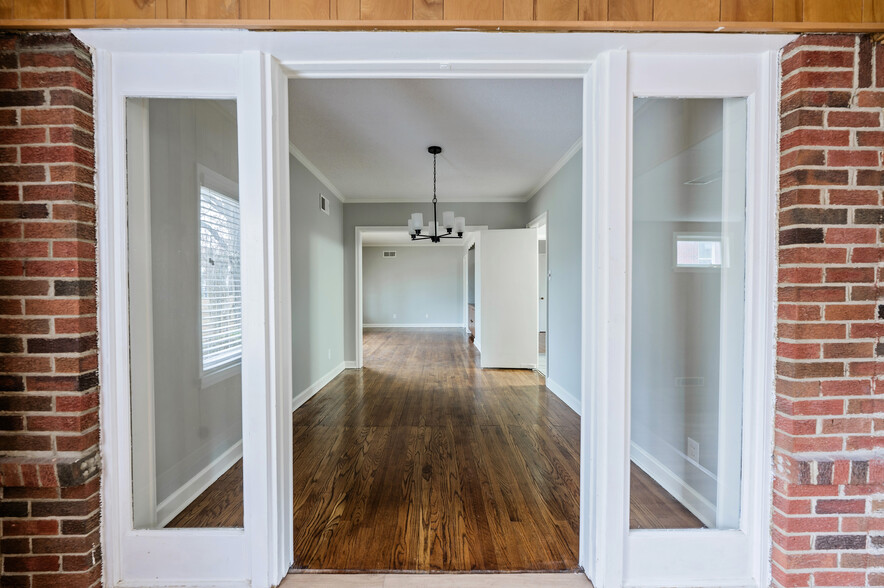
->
[89,30,784,588]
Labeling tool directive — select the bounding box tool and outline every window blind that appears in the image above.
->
[199,186,241,372]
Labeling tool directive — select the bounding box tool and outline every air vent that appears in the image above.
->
[383,251,397,258]
[319,194,330,215]
[675,377,704,387]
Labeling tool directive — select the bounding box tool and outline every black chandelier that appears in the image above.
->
[407,146,465,243]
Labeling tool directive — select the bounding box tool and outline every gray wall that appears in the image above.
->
[343,202,526,361]
[524,151,583,410]
[362,246,463,326]
[290,155,346,396]
[147,99,242,505]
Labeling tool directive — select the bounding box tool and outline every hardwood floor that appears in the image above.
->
[292,328,580,572]
[167,326,702,568]
[166,458,244,528]
[629,462,704,530]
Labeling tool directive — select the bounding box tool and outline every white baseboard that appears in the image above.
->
[293,361,345,411]
[630,441,716,528]
[156,440,242,528]
[545,377,581,415]
[363,323,465,328]
[343,361,358,369]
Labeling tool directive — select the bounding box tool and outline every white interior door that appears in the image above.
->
[96,50,291,588]
[539,252,548,332]
[478,229,538,368]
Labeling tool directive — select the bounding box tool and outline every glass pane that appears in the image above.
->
[127,98,243,529]
[630,98,746,531]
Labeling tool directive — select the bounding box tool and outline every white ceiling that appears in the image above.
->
[288,79,582,203]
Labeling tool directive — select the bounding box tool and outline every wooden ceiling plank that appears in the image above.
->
[188,0,241,18]
[414,0,443,20]
[15,0,66,18]
[271,0,329,19]
[334,0,360,19]
[804,0,862,22]
[96,0,157,18]
[608,0,652,21]
[362,0,411,19]
[536,0,578,20]
[864,0,884,22]
[504,0,532,19]
[773,0,801,21]
[443,0,502,20]
[0,0,12,19]
[579,0,606,20]
[654,0,720,21]
[66,0,96,18]
[241,0,270,18]
[721,0,773,21]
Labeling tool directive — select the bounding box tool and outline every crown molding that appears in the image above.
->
[522,138,582,202]
[288,142,346,203]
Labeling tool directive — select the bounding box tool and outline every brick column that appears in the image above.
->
[0,32,100,588]
[775,34,884,588]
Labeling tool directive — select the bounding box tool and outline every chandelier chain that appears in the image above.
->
[432,152,437,205]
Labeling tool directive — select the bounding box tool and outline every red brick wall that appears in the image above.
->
[0,32,101,588]
[775,34,884,588]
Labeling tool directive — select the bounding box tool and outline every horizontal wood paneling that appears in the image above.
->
[1,0,883,28]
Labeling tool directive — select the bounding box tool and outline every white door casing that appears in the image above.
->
[79,30,790,588]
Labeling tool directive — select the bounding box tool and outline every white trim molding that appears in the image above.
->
[546,378,580,416]
[156,441,244,528]
[524,138,582,202]
[288,141,346,202]
[293,362,346,411]
[630,442,716,528]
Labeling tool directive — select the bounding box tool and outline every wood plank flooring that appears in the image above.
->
[167,326,703,569]
[292,328,581,572]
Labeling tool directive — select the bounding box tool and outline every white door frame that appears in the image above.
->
[586,50,781,588]
[92,48,292,588]
[354,225,488,368]
[78,29,791,588]
[527,211,549,377]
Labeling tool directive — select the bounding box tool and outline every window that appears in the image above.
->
[199,183,241,374]
[674,233,723,269]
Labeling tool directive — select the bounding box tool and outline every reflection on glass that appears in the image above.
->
[128,99,243,529]
[629,98,746,531]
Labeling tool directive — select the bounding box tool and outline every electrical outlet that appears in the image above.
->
[687,438,700,463]
[327,348,331,360]
[425,313,429,318]
[393,313,397,319]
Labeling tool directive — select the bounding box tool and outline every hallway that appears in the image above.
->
[169,328,702,568]
[291,327,581,571]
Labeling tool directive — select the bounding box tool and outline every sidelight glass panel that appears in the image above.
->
[127,98,243,529]
[629,98,746,531]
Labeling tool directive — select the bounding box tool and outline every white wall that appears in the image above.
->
[146,99,242,508]
[289,155,346,398]
[524,151,583,411]
[363,246,463,326]
[343,202,526,362]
